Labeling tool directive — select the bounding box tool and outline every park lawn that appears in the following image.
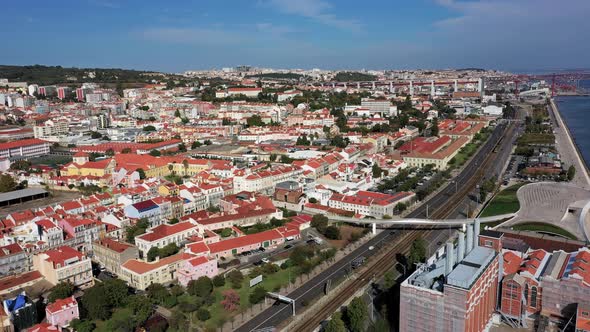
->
[450,131,489,168]
[201,266,299,330]
[480,183,526,217]
[517,133,555,145]
[512,222,577,240]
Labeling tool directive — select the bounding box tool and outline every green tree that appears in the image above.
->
[149,149,161,157]
[325,312,346,332]
[396,202,407,213]
[408,237,427,267]
[568,165,576,181]
[197,308,211,321]
[431,117,439,137]
[330,135,349,148]
[212,274,226,287]
[143,125,156,132]
[168,310,188,331]
[147,247,159,262]
[178,143,187,152]
[126,294,153,327]
[147,283,170,305]
[48,281,74,303]
[191,141,202,149]
[187,276,213,297]
[0,174,17,193]
[81,284,111,320]
[90,131,102,139]
[249,286,267,305]
[121,147,132,154]
[70,319,95,332]
[10,160,31,171]
[296,135,311,146]
[135,168,146,179]
[347,297,368,332]
[105,148,115,157]
[227,270,244,288]
[372,163,383,178]
[308,197,318,204]
[247,114,264,127]
[324,225,341,240]
[311,214,329,233]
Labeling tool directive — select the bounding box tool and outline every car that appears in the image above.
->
[284,244,294,249]
[368,246,375,250]
[242,250,251,256]
[306,239,316,244]
[253,260,264,266]
[259,247,266,252]
[261,258,270,263]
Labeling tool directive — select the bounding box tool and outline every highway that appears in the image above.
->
[236,120,514,332]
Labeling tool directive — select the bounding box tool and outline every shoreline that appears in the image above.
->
[550,98,590,188]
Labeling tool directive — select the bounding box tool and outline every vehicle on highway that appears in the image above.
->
[368,246,375,251]
[351,257,365,269]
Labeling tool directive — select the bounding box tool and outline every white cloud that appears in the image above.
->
[266,0,362,32]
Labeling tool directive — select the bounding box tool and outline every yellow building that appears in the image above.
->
[64,159,115,177]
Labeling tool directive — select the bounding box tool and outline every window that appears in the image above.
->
[583,311,590,317]
[484,240,493,247]
[524,284,529,305]
[530,286,538,307]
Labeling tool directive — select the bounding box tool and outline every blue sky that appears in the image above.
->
[2,0,590,73]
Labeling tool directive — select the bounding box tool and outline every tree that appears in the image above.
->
[0,174,17,193]
[48,281,74,303]
[324,225,341,240]
[221,289,240,311]
[289,246,315,266]
[146,283,170,305]
[568,165,576,181]
[143,125,156,132]
[149,149,161,157]
[105,148,115,157]
[191,141,202,149]
[408,237,427,267]
[135,168,146,180]
[197,308,211,321]
[187,276,213,297]
[70,319,95,332]
[431,117,439,137]
[227,270,244,288]
[249,286,267,305]
[372,163,383,178]
[147,247,159,262]
[121,147,132,154]
[168,310,188,331]
[204,139,212,145]
[308,197,318,204]
[296,135,311,146]
[178,143,187,152]
[330,135,349,148]
[212,274,226,287]
[347,297,368,332]
[325,312,346,332]
[10,160,31,171]
[174,109,181,118]
[81,284,111,320]
[126,295,153,327]
[396,202,407,213]
[247,114,264,127]
[311,214,329,233]
[90,131,102,139]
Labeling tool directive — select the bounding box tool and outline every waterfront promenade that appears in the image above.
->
[549,98,590,189]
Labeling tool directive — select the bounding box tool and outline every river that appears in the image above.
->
[555,80,590,169]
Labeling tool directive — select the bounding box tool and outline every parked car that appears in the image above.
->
[284,244,294,249]
[262,258,270,263]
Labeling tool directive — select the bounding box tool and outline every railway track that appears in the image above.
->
[293,123,513,332]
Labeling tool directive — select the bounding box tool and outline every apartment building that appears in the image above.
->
[45,296,79,328]
[32,246,93,287]
[0,138,51,159]
[92,238,139,276]
[134,221,200,254]
[328,191,415,218]
[120,252,192,290]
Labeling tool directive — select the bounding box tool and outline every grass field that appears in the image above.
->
[479,183,526,217]
[511,222,577,240]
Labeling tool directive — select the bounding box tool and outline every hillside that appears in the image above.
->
[0,64,168,85]
[334,71,377,82]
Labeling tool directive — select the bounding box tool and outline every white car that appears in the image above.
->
[261,258,270,263]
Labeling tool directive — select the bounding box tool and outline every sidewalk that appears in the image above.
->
[550,99,590,189]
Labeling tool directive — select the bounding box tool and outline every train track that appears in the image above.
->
[293,123,513,332]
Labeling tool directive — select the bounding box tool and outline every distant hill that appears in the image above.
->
[245,72,304,80]
[0,64,168,85]
[334,71,377,82]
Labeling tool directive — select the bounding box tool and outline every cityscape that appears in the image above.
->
[1,1,590,332]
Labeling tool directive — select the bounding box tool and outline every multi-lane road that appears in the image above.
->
[236,119,516,332]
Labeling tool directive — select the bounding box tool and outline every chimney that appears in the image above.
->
[457,232,465,262]
[474,219,481,247]
[466,224,474,253]
[445,242,455,276]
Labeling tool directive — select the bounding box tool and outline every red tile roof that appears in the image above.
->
[137,222,198,242]
[95,238,134,253]
[0,271,43,292]
[122,252,192,275]
[40,246,84,268]
[0,138,48,150]
[46,296,77,314]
